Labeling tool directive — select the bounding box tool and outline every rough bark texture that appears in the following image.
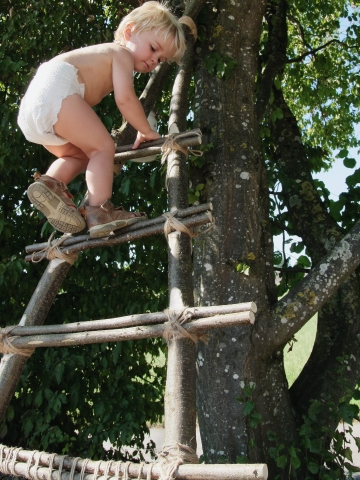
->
[164,26,198,452]
[192,0,271,464]
[191,0,360,475]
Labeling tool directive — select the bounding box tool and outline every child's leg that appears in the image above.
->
[44,144,90,184]
[51,94,115,206]
[40,93,146,237]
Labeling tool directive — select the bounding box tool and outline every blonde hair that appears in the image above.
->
[114,1,186,64]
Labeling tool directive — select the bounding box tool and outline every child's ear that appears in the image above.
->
[124,22,135,41]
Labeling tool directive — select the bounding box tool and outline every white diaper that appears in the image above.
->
[18,61,85,146]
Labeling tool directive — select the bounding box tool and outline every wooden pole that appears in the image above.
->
[0,259,72,423]
[114,128,202,161]
[3,461,268,480]
[0,445,268,480]
[25,203,212,254]
[163,23,198,455]
[25,211,213,262]
[5,302,257,337]
[1,312,255,351]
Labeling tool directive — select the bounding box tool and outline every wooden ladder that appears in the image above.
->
[0,131,267,480]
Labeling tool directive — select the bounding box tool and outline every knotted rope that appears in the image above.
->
[0,326,34,357]
[31,232,78,265]
[163,308,197,344]
[163,210,196,244]
[160,132,203,165]
[0,446,21,476]
[0,445,180,480]
[157,443,198,480]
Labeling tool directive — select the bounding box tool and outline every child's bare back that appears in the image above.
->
[56,44,133,107]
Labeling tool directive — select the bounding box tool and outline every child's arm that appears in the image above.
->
[113,50,160,148]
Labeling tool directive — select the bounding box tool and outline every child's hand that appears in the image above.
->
[133,130,161,149]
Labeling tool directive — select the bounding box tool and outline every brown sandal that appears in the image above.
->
[27,173,86,234]
[84,199,147,238]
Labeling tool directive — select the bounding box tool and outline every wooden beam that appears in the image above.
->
[114,128,202,163]
[0,445,268,480]
[1,311,255,351]
[25,210,213,262]
[6,302,257,336]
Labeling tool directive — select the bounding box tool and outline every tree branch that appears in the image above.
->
[287,39,349,63]
[256,217,360,351]
[255,0,288,122]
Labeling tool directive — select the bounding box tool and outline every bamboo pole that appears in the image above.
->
[0,259,72,423]
[0,445,268,479]
[5,302,257,337]
[25,211,213,262]
[1,312,254,351]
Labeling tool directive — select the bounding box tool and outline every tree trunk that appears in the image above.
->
[191,0,360,475]
[192,0,282,464]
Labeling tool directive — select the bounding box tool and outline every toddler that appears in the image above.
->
[18,1,186,238]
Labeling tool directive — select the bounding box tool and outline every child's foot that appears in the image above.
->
[27,173,86,234]
[84,200,147,238]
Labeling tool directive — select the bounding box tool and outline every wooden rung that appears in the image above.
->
[0,444,268,480]
[7,302,257,336]
[25,204,213,262]
[114,128,202,163]
[1,311,255,352]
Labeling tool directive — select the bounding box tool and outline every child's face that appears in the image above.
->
[124,26,176,73]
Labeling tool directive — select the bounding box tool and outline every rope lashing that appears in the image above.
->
[157,443,198,480]
[160,132,203,165]
[48,453,56,480]
[163,308,198,344]
[70,458,81,480]
[146,463,154,480]
[0,326,34,357]
[0,446,147,480]
[31,231,78,265]
[58,455,67,480]
[115,460,123,480]
[26,451,36,478]
[3,447,22,476]
[163,210,196,244]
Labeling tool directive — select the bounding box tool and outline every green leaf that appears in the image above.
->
[243,401,255,416]
[307,461,319,474]
[6,405,14,421]
[343,157,356,168]
[236,455,249,464]
[277,455,288,469]
[297,255,311,268]
[337,149,349,158]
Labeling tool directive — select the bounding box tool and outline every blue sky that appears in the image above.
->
[273,141,360,261]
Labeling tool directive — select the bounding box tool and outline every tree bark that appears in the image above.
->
[192,0,271,464]
[164,22,198,453]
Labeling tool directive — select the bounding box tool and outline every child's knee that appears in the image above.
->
[87,138,115,160]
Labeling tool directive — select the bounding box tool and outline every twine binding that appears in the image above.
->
[157,443,198,480]
[31,232,78,265]
[163,211,196,246]
[0,326,34,357]
[161,133,203,165]
[163,308,197,344]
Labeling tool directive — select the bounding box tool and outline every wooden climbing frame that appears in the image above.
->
[0,130,268,479]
